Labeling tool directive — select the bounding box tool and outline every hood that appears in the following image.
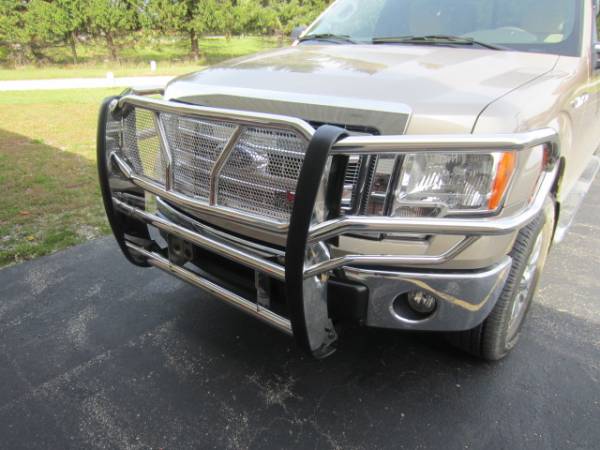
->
[165,45,559,134]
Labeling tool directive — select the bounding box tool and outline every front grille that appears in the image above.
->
[115,107,310,224]
[162,114,238,200]
[217,127,306,221]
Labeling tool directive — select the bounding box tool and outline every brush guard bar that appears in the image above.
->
[98,93,559,358]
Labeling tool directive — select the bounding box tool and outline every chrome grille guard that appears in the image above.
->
[98,93,559,358]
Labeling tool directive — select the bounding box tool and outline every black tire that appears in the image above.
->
[450,198,555,361]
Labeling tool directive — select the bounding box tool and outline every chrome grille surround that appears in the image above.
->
[116,103,311,224]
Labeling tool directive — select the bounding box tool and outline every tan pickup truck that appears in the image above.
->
[98,0,600,360]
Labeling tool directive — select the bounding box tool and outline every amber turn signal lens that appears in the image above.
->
[488,152,516,210]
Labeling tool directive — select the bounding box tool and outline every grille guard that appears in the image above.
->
[98,93,560,358]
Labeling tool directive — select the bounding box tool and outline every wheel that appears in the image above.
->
[450,198,555,361]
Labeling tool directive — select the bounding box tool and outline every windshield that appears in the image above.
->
[304,0,583,56]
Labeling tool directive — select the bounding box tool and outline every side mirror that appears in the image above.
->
[291,26,307,42]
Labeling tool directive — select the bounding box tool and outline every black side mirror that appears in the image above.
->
[291,26,307,42]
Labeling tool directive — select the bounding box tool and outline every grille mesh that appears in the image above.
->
[217,127,306,221]
[162,113,238,200]
[121,109,166,183]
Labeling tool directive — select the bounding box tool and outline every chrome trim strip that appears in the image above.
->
[114,197,286,280]
[209,126,243,205]
[125,242,293,335]
[307,167,558,243]
[331,128,558,154]
[119,94,316,141]
[303,237,478,278]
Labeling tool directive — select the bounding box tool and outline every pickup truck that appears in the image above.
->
[97,0,600,360]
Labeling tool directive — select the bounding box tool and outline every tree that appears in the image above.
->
[86,0,138,61]
[274,0,330,35]
[233,0,278,36]
[140,0,217,62]
[188,0,221,59]
[0,0,33,65]
[27,0,87,64]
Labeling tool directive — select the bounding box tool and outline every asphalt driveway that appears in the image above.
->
[1,179,599,449]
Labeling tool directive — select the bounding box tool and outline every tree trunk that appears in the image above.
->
[11,44,25,66]
[105,32,118,61]
[29,41,45,63]
[190,29,200,62]
[69,31,78,65]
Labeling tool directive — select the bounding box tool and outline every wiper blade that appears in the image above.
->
[299,33,357,44]
[372,35,506,50]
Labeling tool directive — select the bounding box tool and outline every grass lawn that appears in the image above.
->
[0,36,281,80]
[0,88,121,266]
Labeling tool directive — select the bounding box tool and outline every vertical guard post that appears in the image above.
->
[97,96,152,267]
[285,126,349,358]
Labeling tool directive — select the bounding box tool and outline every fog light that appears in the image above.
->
[407,291,437,314]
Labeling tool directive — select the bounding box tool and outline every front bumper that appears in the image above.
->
[98,92,559,357]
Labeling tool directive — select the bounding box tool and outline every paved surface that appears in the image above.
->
[0,76,173,91]
[1,179,599,449]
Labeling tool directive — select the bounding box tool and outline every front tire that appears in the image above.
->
[451,198,555,361]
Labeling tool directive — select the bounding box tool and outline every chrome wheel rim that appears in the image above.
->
[507,232,544,340]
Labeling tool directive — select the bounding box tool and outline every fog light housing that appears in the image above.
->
[407,291,438,314]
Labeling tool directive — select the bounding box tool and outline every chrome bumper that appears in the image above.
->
[345,260,511,332]
[98,93,559,357]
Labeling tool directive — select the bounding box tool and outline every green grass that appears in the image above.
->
[0,88,120,266]
[0,36,281,80]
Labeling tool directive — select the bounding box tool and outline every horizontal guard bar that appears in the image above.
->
[120,94,559,156]
[331,128,558,154]
[125,242,293,335]
[119,94,316,141]
[113,197,286,280]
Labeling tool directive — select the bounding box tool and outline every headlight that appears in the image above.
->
[391,152,516,217]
